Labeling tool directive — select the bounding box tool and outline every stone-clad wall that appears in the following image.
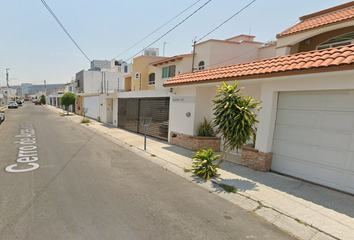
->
[241,144,272,172]
[170,131,221,151]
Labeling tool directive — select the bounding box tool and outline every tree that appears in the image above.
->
[213,81,261,168]
[40,95,46,105]
[61,93,76,115]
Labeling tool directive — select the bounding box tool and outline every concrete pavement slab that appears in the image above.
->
[46,105,354,240]
[256,207,318,240]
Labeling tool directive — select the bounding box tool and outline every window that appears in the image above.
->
[162,65,176,78]
[148,73,155,85]
[198,61,205,70]
[124,65,128,73]
[317,32,354,50]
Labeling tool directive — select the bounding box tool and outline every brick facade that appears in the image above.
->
[170,131,221,151]
[241,144,273,172]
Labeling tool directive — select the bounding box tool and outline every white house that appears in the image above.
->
[163,1,354,195]
[75,67,128,120]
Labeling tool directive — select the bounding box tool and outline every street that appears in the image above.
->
[0,102,295,240]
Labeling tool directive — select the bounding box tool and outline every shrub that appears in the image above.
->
[197,117,215,137]
[40,94,46,104]
[61,93,76,115]
[192,148,219,180]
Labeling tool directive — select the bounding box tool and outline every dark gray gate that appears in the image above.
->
[118,97,169,141]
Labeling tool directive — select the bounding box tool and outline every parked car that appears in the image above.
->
[0,110,5,124]
[34,100,41,105]
[16,100,22,106]
[8,101,18,109]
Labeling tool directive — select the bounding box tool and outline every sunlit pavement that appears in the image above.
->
[46,105,354,240]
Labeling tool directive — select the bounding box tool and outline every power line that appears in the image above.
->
[124,0,212,62]
[196,0,256,42]
[112,0,202,60]
[40,0,91,62]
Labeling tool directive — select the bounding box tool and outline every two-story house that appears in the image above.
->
[152,35,276,90]
[75,59,132,120]
[163,1,354,195]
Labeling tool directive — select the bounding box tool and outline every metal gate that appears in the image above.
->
[118,97,169,141]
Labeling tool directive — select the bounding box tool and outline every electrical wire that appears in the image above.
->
[196,0,256,43]
[112,0,202,60]
[40,0,91,62]
[78,0,211,89]
[124,0,212,62]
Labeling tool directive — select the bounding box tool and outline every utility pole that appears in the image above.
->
[6,68,10,104]
[44,80,47,105]
[191,40,196,72]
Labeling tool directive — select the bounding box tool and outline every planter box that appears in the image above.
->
[170,131,221,151]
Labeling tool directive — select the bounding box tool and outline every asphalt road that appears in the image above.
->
[0,102,295,240]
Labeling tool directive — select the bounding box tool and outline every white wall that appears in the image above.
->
[104,72,126,92]
[84,71,102,94]
[194,87,215,135]
[258,45,276,60]
[83,71,124,94]
[113,98,118,127]
[169,87,197,137]
[209,41,262,68]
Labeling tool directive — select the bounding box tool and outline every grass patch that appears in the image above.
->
[81,118,90,123]
[255,201,264,210]
[218,183,237,193]
[184,168,192,173]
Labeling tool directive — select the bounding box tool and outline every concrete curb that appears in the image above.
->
[45,105,342,240]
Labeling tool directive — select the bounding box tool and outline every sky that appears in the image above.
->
[0,0,351,86]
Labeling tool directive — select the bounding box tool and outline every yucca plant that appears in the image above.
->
[192,148,220,180]
[197,117,215,137]
[213,80,261,168]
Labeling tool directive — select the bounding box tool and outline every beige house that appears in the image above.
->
[152,35,276,90]
[129,55,167,91]
[164,1,354,195]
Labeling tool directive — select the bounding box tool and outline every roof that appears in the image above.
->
[151,54,193,66]
[163,44,354,87]
[278,1,354,37]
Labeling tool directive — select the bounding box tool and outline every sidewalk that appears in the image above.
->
[47,105,354,240]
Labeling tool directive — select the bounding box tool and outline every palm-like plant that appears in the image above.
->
[213,81,261,168]
[192,148,220,180]
[197,117,215,137]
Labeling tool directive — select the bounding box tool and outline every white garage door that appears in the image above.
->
[272,90,354,194]
[84,96,99,120]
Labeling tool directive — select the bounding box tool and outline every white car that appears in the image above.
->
[8,101,18,109]
[0,110,5,124]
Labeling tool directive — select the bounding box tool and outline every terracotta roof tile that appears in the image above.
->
[163,44,354,87]
[278,6,354,37]
[342,54,354,64]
